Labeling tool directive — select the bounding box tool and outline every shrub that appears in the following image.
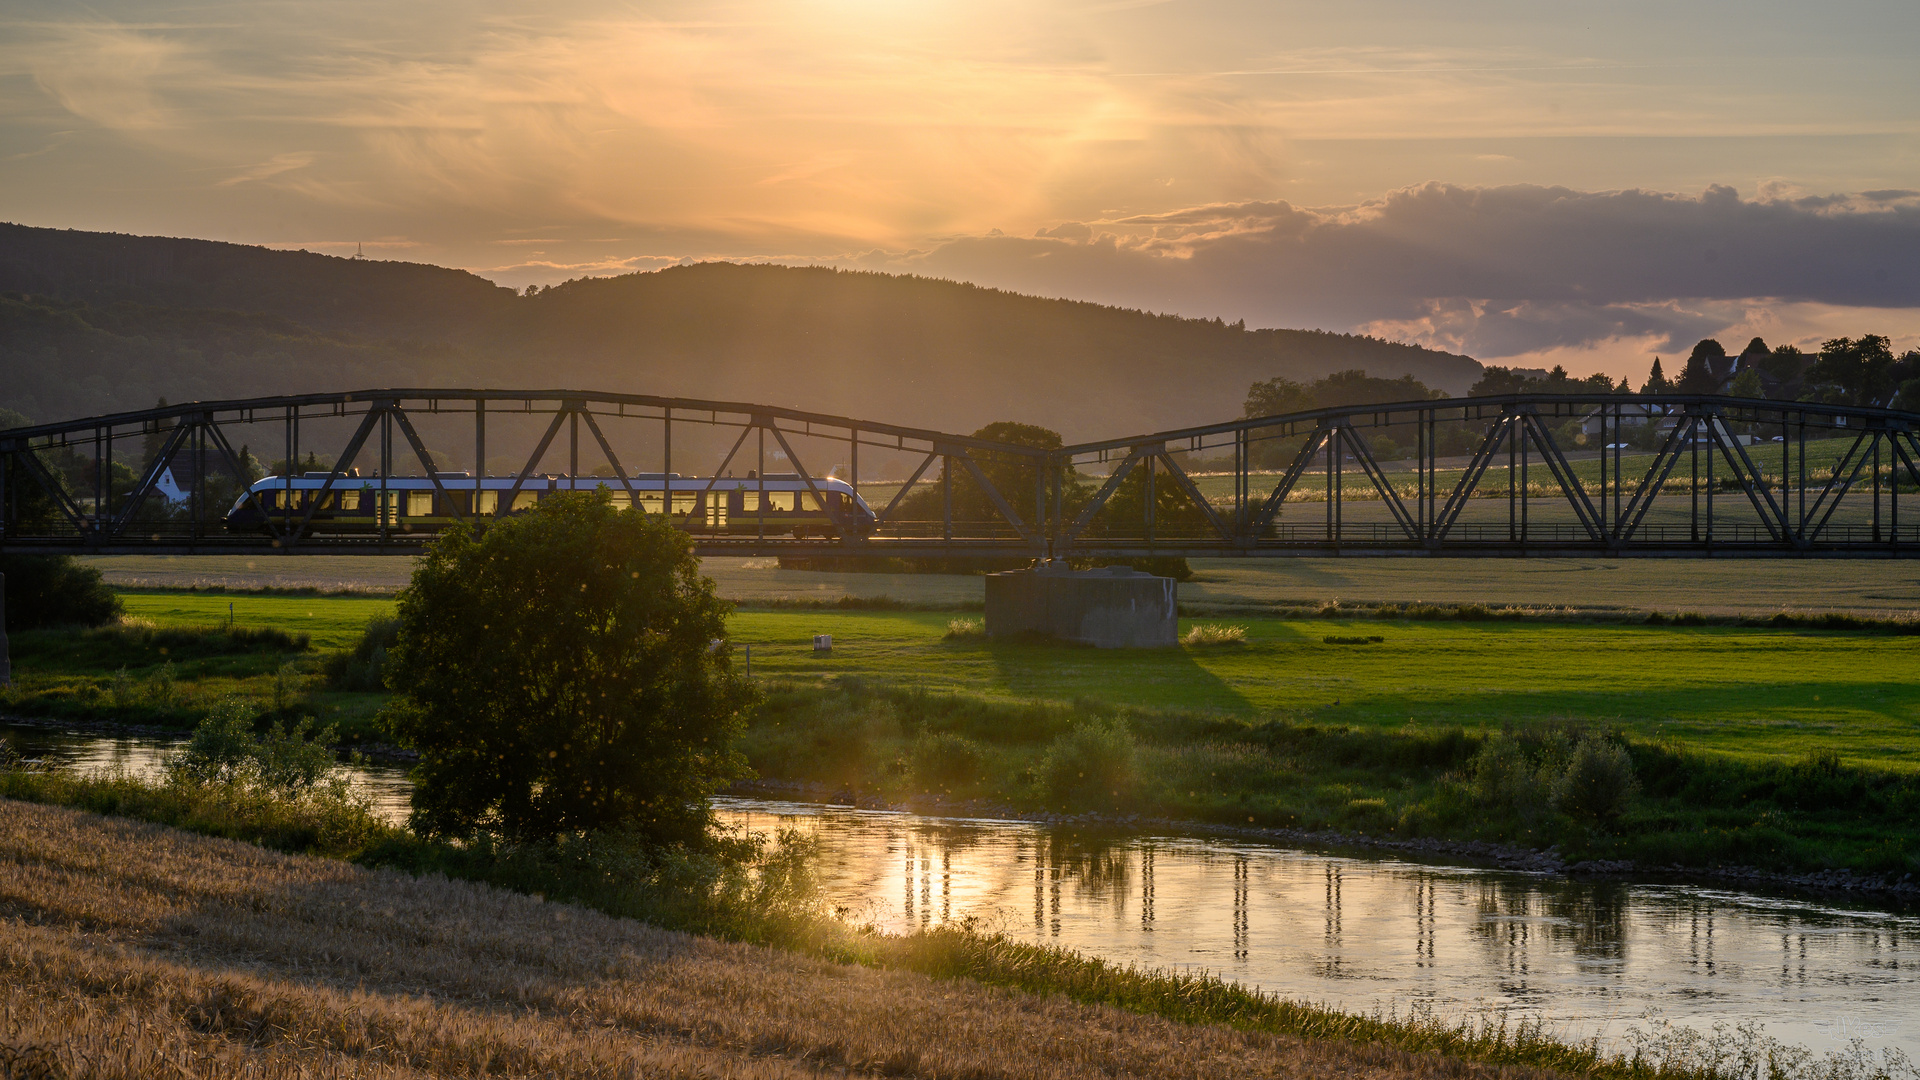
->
[324,614,400,690]
[1469,733,1547,815]
[1181,623,1246,646]
[944,617,984,640]
[909,730,987,793]
[0,554,122,630]
[1551,735,1640,823]
[1039,719,1138,811]
[166,698,343,795]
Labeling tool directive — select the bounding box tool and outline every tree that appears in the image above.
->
[1676,339,1726,395]
[385,490,751,843]
[966,420,1065,525]
[1469,364,1615,397]
[0,554,123,630]
[1243,376,1317,419]
[1810,335,1899,406]
[1642,358,1671,394]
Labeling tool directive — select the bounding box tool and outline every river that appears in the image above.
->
[6,721,1915,1061]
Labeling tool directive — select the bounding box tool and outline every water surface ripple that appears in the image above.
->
[714,797,1919,1058]
[6,723,1911,1059]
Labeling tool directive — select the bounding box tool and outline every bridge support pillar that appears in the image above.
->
[0,571,9,687]
[985,563,1176,648]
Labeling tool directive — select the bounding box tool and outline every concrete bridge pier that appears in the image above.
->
[984,562,1177,648]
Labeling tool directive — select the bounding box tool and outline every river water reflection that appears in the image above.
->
[714,798,1920,1058]
[5,722,1913,1059]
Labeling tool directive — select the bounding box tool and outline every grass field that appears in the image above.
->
[84,553,1920,618]
[737,612,1920,770]
[79,592,1920,772]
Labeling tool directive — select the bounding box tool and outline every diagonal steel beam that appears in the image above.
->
[108,421,194,537]
[767,422,847,540]
[953,448,1037,544]
[1249,428,1330,534]
[390,407,466,520]
[286,408,383,544]
[1066,446,1147,540]
[1893,431,1920,490]
[498,408,570,518]
[8,439,87,534]
[1613,417,1693,544]
[1150,450,1234,540]
[1797,425,1870,540]
[577,409,637,509]
[200,419,285,538]
[1803,427,1876,542]
[1703,419,1786,543]
[877,449,940,527]
[1433,417,1514,541]
[679,422,756,530]
[1336,424,1419,539]
[1518,412,1605,541]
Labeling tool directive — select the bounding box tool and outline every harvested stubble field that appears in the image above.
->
[0,798,1555,1080]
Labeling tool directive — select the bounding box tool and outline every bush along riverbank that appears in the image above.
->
[741,679,1920,893]
[6,733,1918,1080]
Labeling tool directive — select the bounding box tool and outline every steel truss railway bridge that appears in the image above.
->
[2,389,1917,559]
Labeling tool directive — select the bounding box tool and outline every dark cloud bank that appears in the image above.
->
[898,184,1920,359]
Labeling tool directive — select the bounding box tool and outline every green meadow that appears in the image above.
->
[7,584,1916,877]
[54,592,1919,773]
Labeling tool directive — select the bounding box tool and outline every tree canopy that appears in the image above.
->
[1469,364,1620,397]
[385,490,751,843]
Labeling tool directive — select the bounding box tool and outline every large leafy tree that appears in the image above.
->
[1810,335,1900,406]
[385,490,751,843]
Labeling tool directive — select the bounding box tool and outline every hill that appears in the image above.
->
[0,222,1480,439]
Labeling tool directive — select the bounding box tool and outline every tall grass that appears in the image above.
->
[744,680,1920,878]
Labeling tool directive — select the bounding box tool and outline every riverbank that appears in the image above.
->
[727,776,1920,904]
[10,776,1912,1080]
[6,797,1563,1080]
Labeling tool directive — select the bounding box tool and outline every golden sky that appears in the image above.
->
[4,0,1918,376]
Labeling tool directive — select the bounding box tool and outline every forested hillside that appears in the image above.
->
[0,223,1480,438]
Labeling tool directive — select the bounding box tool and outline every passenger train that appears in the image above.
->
[223,471,877,538]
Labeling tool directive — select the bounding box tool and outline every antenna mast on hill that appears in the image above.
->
[353,242,364,259]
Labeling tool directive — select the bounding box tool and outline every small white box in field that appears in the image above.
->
[813,634,832,652]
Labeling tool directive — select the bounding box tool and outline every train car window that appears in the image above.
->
[636,491,665,513]
[476,491,498,514]
[312,492,340,512]
[765,490,796,512]
[512,490,539,512]
[407,491,433,517]
[669,492,696,515]
[796,490,821,511]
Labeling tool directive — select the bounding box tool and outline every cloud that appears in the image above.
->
[216,151,314,186]
[877,182,1920,362]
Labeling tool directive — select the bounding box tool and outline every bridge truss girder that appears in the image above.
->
[2,390,1916,558]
